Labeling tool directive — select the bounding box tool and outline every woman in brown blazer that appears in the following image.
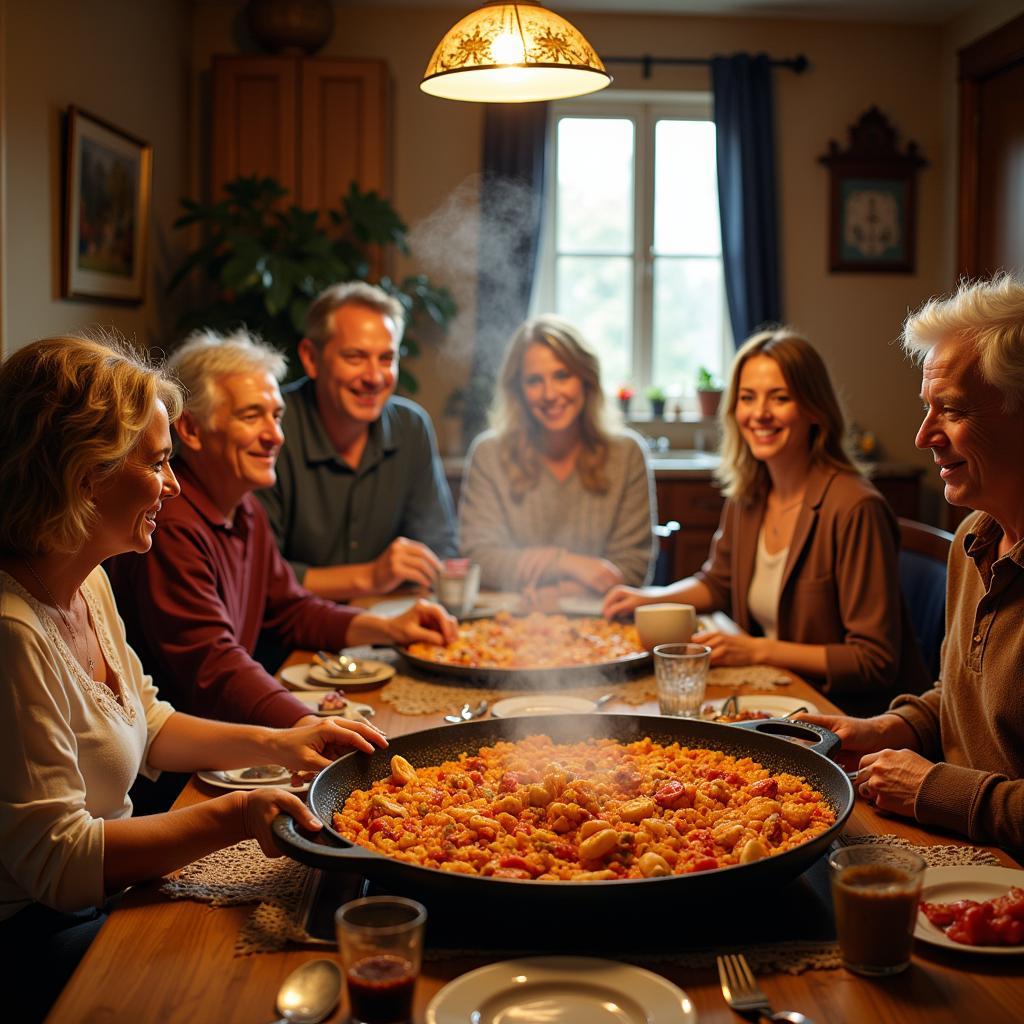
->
[604,328,928,703]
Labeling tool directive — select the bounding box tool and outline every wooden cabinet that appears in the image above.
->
[210,55,390,209]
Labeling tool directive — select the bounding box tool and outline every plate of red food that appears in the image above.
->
[916,865,1024,953]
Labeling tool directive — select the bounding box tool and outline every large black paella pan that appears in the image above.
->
[273,714,854,909]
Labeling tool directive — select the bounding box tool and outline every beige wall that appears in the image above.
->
[0,0,191,357]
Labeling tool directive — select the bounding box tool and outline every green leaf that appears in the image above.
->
[167,173,457,393]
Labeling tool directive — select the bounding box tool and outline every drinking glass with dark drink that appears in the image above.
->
[336,896,426,1024]
[829,846,926,976]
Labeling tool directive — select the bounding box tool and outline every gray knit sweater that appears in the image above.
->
[458,429,657,590]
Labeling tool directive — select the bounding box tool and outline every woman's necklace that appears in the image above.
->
[23,559,95,676]
[765,495,804,539]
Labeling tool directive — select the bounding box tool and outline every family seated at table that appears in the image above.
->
[604,327,929,709]
[4,275,1024,1016]
[458,314,657,605]
[256,281,458,600]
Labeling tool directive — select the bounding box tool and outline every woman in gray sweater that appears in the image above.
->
[459,315,656,603]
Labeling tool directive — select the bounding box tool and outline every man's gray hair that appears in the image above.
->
[902,273,1024,412]
[304,282,406,348]
[166,328,287,426]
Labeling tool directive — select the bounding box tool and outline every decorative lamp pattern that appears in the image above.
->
[421,2,612,103]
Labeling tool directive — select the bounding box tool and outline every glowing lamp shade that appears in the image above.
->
[421,2,612,103]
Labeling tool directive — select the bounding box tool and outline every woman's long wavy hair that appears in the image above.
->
[715,328,860,503]
[490,315,616,502]
[0,334,183,557]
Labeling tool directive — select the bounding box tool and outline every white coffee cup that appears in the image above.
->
[635,602,697,651]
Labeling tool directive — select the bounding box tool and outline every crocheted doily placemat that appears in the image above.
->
[160,840,314,955]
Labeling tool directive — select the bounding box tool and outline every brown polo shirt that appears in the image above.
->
[890,511,1024,854]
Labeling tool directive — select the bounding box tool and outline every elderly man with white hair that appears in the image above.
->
[803,274,1024,854]
[108,330,455,733]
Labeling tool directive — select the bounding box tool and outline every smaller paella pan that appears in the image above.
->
[395,610,651,686]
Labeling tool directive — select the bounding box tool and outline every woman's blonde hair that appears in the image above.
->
[715,327,859,503]
[490,315,615,501]
[902,273,1024,411]
[0,334,183,556]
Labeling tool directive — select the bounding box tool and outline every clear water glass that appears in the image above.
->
[653,642,712,717]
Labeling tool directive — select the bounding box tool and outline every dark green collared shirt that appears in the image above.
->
[257,379,458,582]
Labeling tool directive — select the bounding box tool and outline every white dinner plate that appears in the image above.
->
[915,865,1024,954]
[196,769,309,793]
[289,692,376,719]
[491,695,600,718]
[279,660,395,692]
[426,956,696,1024]
[702,694,819,718]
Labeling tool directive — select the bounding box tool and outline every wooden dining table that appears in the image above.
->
[47,645,1024,1023]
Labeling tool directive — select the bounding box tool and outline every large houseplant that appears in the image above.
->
[168,175,455,393]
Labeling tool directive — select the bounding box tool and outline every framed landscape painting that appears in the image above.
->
[63,107,151,303]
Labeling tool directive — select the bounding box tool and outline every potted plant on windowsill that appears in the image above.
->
[646,385,667,419]
[616,384,635,417]
[696,367,724,419]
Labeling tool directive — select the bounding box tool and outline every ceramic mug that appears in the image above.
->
[635,602,697,651]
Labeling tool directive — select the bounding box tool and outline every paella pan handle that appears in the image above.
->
[730,718,840,758]
[272,813,367,864]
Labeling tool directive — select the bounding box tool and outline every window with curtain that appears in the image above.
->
[532,92,732,413]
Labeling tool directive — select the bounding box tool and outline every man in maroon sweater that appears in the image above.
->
[108,330,455,729]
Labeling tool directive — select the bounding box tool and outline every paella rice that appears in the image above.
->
[333,735,836,880]
[405,612,643,670]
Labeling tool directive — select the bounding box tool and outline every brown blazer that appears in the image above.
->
[695,464,929,702]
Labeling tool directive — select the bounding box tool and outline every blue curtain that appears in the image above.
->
[711,54,781,345]
[466,102,548,441]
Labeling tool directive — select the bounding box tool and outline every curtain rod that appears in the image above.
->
[602,54,809,78]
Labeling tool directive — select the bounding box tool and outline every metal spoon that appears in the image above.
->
[313,652,344,678]
[268,958,340,1024]
[464,699,488,720]
[336,653,375,678]
[444,700,488,724]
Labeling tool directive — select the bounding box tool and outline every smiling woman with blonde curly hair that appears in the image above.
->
[458,314,656,605]
[0,334,384,1016]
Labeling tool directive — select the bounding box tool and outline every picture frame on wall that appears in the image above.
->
[62,106,152,303]
[819,107,926,274]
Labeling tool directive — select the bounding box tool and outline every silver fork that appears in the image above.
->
[717,954,812,1023]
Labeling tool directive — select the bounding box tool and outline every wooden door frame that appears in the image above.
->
[957,11,1024,276]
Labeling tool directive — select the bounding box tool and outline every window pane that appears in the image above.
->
[556,118,634,254]
[654,120,721,257]
[651,257,725,390]
[555,254,632,388]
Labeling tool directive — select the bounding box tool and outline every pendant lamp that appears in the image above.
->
[421,1,612,103]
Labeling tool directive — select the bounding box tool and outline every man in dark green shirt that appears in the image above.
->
[257,282,458,600]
